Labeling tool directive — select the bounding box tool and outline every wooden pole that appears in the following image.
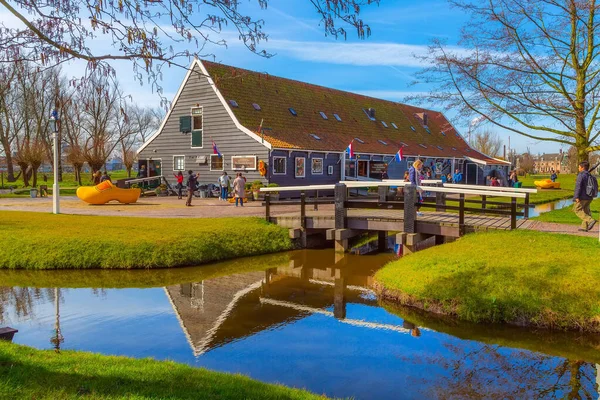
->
[459,193,465,236]
[265,193,271,222]
[300,192,306,229]
[511,196,517,230]
[524,193,530,218]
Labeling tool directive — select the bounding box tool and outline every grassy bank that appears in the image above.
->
[489,173,576,205]
[375,230,600,332]
[0,211,292,269]
[532,198,600,224]
[0,342,323,400]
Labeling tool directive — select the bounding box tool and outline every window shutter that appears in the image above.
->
[192,130,203,147]
[179,116,192,133]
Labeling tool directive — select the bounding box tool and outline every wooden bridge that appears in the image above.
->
[260,181,536,253]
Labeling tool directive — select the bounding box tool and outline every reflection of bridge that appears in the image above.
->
[261,181,535,253]
[164,251,419,357]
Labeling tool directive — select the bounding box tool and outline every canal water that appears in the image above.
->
[1,250,599,399]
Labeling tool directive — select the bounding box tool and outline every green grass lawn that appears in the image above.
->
[488,173,576,205]
[1,170,131,189]
[0,342,324,400]
[375,230,600,332]
[0,211,292,269]
[532,198,600,224]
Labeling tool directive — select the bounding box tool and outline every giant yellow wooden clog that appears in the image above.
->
[76,181,141,205]
[534,179,561,189]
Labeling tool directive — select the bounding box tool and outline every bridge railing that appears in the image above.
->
[261,182,529,234]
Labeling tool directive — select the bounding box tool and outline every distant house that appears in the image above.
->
[534,153,568,174]
[137,59,508,186]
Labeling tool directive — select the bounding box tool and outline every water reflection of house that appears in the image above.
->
[164,253,411,357]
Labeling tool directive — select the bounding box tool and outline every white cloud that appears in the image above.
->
[266,39,464,68]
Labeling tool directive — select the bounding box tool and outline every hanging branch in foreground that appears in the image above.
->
[0,0,377,104]
[409,0,600,163]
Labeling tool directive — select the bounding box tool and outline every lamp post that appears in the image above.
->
[49,109,60,214]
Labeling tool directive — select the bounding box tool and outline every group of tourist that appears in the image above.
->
[171,170,247,207]
[93,171,112,184]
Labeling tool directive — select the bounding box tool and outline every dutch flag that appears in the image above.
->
[212,141,222,158]
[346,141,355,159]
[395,147,403,163]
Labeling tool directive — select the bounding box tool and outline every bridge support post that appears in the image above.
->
[265,193,271,222]
[403,185,417,234]
[378,185,388,203]
[378,231,387,252]
[334,183,348,252]
[524,193,530,218]
[435,183,446,212]
[510,196,517,230]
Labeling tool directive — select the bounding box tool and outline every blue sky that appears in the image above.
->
[0,0,563,154]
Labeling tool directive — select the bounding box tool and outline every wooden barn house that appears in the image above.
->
[137,59,509,187]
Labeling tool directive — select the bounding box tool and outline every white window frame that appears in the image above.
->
[231,155,257,171]
[273,156,287,175]
[191,106,203,149]
[173,155,185,171]
[311,157,324,175]
[210,154,224,171]
[295,157,306,178]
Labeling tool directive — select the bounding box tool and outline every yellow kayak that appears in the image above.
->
[534,179,561,189]
[76,181,142,205]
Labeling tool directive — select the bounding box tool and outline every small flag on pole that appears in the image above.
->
[394,147,404,163]
[212,141,222,158]
[258,118,264,143]
[346,141,355,159]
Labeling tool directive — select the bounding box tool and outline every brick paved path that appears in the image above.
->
[0,196,330,219]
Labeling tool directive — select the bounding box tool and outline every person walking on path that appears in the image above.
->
[173,171,184,199]
[185,170,199,207]
[100,171,111,183]
[573,161,597,232]
[233,173,245,207]
[218,171,231,201]
[409,160,424,217]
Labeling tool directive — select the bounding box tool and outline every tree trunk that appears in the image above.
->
[75,164,83,186]
[127,167,132,178]
[17,163,30,187]
[31,164,40,188]
[0,138,16,182]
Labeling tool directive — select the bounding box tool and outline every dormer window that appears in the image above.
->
[310,133,321,140]
[229,100,239,107]
[381,121,388,128]
[289,108,297,116]
[319,111,328,120]
[362,109,376,121]
[252,103,261,111]
[354,137,365,144]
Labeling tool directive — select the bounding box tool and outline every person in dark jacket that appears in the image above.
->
[573,161,596,231]
[185,170,199,207]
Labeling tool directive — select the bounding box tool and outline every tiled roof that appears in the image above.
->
[203,61,505,164]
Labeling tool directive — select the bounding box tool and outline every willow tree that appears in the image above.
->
[0,0,376,100]
[413,0,600,163]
